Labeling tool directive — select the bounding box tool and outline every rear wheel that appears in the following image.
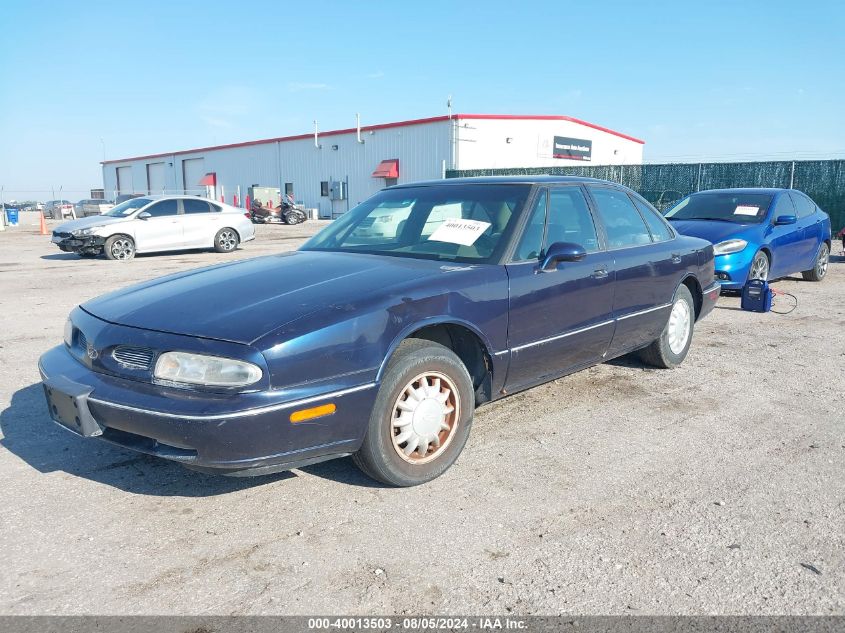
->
[352,339,474,487]
[214,228,239,253]
[104,235,135,261]
[639,285,695,369]
[802,242,829,281]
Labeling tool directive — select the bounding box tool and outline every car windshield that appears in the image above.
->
[104,197,151,217]
[664,192,773,224]
[301,184,531,263]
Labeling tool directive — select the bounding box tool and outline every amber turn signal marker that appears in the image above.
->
[290,403,336,423]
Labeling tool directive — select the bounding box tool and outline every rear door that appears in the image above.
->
[131,199,184,252]
[790,191,824,269]
[181,198,218,247]
[587,186,679,356]
[504,185,615,389]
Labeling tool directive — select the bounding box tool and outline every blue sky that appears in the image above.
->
[1,0,843,200]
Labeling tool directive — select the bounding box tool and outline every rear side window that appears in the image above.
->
[789,192,816,218]
[546,187,599,252]
[631,196,673,242]
[145,199,179,217]
[183,199,212,214]
[589,187,652,248]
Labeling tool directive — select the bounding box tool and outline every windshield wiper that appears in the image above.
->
[670,217,731,222]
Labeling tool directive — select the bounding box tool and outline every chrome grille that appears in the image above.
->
[112,346,154,370]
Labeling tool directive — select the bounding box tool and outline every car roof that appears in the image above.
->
[390,175,610,188]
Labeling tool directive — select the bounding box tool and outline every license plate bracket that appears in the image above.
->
[42,375,103,437]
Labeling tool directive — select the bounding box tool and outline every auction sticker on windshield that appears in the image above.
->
[428,219,491,246]
[734,205,760,216]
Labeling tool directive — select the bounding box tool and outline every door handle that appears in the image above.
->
[591,268,609,279]
[671,253,682,264]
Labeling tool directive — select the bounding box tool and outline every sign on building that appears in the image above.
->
[552,136,592,161]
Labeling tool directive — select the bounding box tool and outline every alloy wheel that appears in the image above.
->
[749,253,769,281]
[218,230,237,251]
[391,372,459,465]
[110,238,134,260]
[816,244,829,278]
[667,298,691,355]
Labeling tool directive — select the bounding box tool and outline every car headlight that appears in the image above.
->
[71,227,100,237]
[63,318,73,347]
[713,239,748,255]
[154,351,263,387]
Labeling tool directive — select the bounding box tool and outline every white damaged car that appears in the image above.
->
[51,195,256,261]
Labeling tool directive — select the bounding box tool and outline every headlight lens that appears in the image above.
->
[63,318,73,347]
[713,239,748,255]
[154,352,262,387]
[71,227,100,237]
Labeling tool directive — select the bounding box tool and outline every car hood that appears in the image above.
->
[82,251,462,345]
[55,215,128,232]
[668,219,760,244]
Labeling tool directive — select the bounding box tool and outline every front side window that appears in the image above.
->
[302,184,530,263]
[589,187,652,248]
[772,193,795,218]
[665,192,773,224]
[183,199,211,214]
[145,199,179,217]
[631,196,673,242]
[546,187,600,252]
[789,191,816,218]
[513,190,547,261]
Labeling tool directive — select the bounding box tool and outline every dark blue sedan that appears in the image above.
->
[39,177,720,486]
[664,188,832,290]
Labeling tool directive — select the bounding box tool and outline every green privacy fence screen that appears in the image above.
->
[446,160,845,232]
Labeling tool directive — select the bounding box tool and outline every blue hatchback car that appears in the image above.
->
[664,188,832,291]
[39,177,720,486]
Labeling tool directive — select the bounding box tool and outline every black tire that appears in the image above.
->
[352,339,475,487]
[104,235,135,261]
[801,242,829,282]
[639,285,695,369]
[214,228,239,253]
[283,211,305,225]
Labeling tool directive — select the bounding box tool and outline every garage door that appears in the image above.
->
[116,166,133,194]
[146,162,166,194]
[182,158,205,195]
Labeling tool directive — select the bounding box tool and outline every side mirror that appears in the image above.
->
[774,214,797,226]
[539,241,587,272]
[137,211,151,220]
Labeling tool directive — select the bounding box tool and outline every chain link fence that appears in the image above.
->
[446,160,845,232]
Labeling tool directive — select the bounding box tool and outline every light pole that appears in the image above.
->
[100,138,105,162]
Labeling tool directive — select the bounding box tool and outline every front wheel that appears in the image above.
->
[284,211,306,225]
[352,339,475,486]
[104,235,135,261]
[639,285,695,369]
[802,242,829,282]
[748,250,770,282]
[214,228,239,253]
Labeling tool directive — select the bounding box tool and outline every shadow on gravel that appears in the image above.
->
[40,253,83,261]
[0,383,297,496]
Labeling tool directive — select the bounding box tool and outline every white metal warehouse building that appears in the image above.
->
[101,114,644,218]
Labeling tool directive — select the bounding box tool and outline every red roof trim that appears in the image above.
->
[102,114,643,165]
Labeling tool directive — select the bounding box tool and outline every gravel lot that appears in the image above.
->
[0,218,842,615]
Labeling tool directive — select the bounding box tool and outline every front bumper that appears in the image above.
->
[52,234,105,253]
[713,248,756,290]
[38,345,377,476]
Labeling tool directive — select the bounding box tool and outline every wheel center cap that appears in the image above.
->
[412,399,444,436]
